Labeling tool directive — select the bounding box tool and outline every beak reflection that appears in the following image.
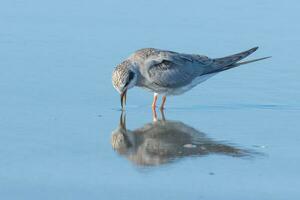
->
[120,90,127,109]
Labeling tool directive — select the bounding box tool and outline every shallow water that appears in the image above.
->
[1,0,300,199]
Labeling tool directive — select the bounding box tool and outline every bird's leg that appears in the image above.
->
[152,93,158,109]
[160,96,167,110]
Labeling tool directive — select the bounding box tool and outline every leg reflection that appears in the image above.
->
[152,107,166,122]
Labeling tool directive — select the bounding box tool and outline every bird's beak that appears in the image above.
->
[120,90,127,109]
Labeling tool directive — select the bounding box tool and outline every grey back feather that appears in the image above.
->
[130,47,259,89]
[132,48,213,88]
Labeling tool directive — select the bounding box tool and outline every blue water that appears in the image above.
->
[1,0,300,199]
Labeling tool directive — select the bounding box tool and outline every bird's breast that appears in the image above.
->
[137,73,216,96]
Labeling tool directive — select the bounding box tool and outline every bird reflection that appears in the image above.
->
[111,110,254,166]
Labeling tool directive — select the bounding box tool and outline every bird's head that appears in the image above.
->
[112,60,137,109]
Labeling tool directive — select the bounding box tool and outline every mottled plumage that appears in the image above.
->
[112,47,270,109]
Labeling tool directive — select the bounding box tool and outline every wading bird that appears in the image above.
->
[112,47,270,110]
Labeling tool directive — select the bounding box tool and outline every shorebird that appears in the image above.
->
[112,47,270,110]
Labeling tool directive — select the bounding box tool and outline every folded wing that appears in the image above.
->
[145,50,213,88]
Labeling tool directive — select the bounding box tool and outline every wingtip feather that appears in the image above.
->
[250,46,259,53]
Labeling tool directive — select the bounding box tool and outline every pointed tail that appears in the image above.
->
[213,47,259,68]
[204,47,270,74]
[232,56,271,67]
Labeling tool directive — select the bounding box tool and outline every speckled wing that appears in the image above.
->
[145,51,213,88]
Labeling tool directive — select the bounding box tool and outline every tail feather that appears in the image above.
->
[213,46,259,68]
[232,56,271,67]
[203,47,270,75]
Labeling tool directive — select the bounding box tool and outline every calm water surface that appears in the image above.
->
[1,0,300,199]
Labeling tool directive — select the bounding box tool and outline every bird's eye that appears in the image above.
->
[128,71,135,81]
[125,71,135,87]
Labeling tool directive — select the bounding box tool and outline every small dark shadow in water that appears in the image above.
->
[110,110,262,167]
